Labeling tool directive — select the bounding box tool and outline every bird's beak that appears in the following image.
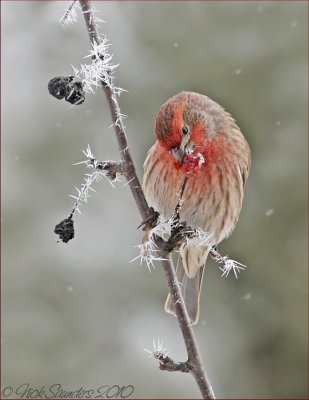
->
[171,136,194,164]
[171,147,185,164]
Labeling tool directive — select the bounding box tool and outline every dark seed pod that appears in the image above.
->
[54,217,75,243]
[48,76,85,105]
[48,76,74,99]
[64,81,85,105]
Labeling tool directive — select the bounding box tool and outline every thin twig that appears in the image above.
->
[78,1,215,398]
[153,352,191,373]
[174,176,188,222]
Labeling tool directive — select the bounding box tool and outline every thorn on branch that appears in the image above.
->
[153,352,191,373]
[48,76,85,105]
[54,216,75,243]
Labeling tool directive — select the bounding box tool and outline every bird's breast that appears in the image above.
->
[143,142,243,244]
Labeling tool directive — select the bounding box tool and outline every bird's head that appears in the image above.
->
[155,91,228,175]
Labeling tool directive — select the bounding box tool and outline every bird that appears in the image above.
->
[143,91,251,324]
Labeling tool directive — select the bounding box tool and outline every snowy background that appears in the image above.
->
[2,1,308,398]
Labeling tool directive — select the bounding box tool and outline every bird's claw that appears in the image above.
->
[137,207,160,230]
[164,221,194,252]
[172,222,195,241]
[209,245,218,260]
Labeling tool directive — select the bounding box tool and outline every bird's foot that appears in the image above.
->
[138,207,160,230]
[164,221,195,252]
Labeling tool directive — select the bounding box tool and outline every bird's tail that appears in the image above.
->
[164,254,206,325]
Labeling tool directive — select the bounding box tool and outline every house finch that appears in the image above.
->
[143,91,251,324]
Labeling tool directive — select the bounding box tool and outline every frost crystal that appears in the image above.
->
[60,1,79,25]
[187,227,212,247]
[70,145,120,217]
[186,227,247,278]
[209,246,247,279]
[61,1,127,128]
[144,339,169,359]
[131,241,165,274]
[71,38,116,94]
[132,218,246,278]
[72,37,127,126]
[130,215,176,272]
[60,1,104,29]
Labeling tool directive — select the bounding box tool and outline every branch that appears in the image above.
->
[79,0,148,220]
[159,253,215,398]
[72,2,216,398]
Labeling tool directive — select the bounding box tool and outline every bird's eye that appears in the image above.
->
[182,125,189,135]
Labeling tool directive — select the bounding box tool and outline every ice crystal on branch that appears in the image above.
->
[144,339,169,359]
[131,215,177,272]
[185,227,213,248]
[132,217,247,278]
[69,168,102,216]
[60,1,79,25]
[60,1,127,127]
[71,39,116,94]
[70,145,122,217]
[152,215,178,241]
[181,226,247,279]
[60,1,103,29]
[189,227,247,278]
[131,240,167,274]
[144,338,190,373]
[210,247,247,279]
[71,37,127,125]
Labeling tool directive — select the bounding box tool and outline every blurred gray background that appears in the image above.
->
[2,1,308,398]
